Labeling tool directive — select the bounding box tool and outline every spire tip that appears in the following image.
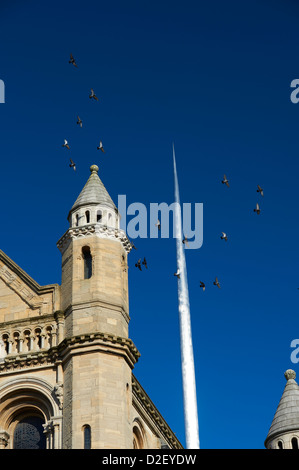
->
[90,164,99,174]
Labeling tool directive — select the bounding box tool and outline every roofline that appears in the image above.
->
[0,249,59,294]
[264,425,299,447]
[132,374,184,449]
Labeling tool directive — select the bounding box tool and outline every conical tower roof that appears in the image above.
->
[265,370,299,446]
[68,164,117,218]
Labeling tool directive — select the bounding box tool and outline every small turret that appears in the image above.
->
[57,164,132,337]
[68,164,119,229]
[265,370,299,449]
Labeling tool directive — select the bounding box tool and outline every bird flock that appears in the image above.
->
[197,175,264,291]
[133,172,265,291]
[67,53,265,292]
[62,54,106,172]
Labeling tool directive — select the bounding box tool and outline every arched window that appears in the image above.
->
[277,440,283,449]
[45,326,53,348]
[132,424,144,449]
[75,214,79,227]
[23,330,31,352]
[83,425,91,449]
[97,210,102,222]
[82,246,92,279]
[13,415,46,449]
[13,332,20,353]
[292,437,298,449]
[2,334,9,354]
[35,328,42,349]
[85,211,90,224]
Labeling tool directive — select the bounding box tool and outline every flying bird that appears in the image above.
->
[97,141,105,152]
[62,139,70,149]
[69,53,78,67]
[254,203,261,215]
[182,236,189,247]
[135,259,142,271]
[213,277,221,288]
[199,281,205,291]
[69,159,76,171]
[89,89,99,101]
[220,232,228,241]
[77,116,82,128]
[257,185,264,196]
[155,219,161,230]
[142,257,148,269]
[174,269,180,279]
[222,174,229,187]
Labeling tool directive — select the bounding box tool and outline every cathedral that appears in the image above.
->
[0,164,182,449]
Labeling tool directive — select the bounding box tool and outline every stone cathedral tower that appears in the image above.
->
[0,165,182,450]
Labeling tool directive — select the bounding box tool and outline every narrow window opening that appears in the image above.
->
[292,437,298,449]
[2,335,9,354]
[277,440,283,449]
[35,329,42,349]
[85,211,90,224]
[13,333,20,353]
[24,330,31,352]
[75,214,79,227]
[46,326,52,348]
[83,425,91,449]
[82,246,92,279]
[97,210,102,222]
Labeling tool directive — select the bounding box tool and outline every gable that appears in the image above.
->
[0,278,35,323]
[0,250,60,324]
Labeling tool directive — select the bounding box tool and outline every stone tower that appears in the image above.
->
[0,164,182,449]
[56,164,137,449]
[264,369,299,449]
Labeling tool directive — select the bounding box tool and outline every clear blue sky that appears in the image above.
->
[0,0,299,449]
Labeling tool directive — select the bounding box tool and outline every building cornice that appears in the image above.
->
[57,223,133,254]
[0,331,140,375]
[58,331,140,368]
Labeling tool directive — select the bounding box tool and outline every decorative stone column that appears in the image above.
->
[51,327,57,347]
[53,422,60,449]
[43,422,54,449]
[54,311,64,345]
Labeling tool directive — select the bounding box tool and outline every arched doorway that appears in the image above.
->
[0,377,62,449]
[13,415,46,449]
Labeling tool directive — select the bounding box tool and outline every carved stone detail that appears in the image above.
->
[57,223,133,254]
[53,383,63,409]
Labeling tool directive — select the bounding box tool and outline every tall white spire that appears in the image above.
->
[173,144,200,449]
